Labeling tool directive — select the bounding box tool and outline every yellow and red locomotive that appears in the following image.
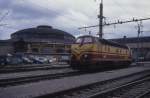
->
[70,35,132,70]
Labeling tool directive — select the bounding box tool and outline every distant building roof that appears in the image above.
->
[11,25,75,44]
[0,40,12,43]
[0,40,12,46]
[110,36,150,44]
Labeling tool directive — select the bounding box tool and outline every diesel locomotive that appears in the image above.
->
[70,35,132,70]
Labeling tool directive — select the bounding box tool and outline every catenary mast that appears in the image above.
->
[99,0,103,39]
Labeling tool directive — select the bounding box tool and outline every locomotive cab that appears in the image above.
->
[72,36,96,52]
[71,35,97,69]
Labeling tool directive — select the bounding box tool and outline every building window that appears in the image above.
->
[126,50,128,54]
[105,45,107,51]
[32,48,39,53]
[116,49,119,53]
[108,46,110,52]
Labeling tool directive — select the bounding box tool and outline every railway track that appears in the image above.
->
[0,67,149,98]
[0,65,69,73]
[0,67,118,88]
[0,70,86,87]
[136,90,150,98]
[0,65,131,87]
[88,76,150,98]
[37,70,150,98]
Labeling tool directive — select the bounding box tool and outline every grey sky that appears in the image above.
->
[0,0,150,39]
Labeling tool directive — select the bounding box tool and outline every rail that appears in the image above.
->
[88,76,150,98]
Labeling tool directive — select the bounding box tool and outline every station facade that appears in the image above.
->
[111,36,150,61]
[1,26,150,61]
[0,25,75,55]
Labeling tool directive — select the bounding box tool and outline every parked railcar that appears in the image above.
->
[70,35,132,70]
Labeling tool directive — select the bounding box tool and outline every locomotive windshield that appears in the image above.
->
[76,36,93,44]
[83,37,93,43]
[76,38,83,43]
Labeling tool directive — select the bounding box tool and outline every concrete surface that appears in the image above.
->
[0,66,150,98]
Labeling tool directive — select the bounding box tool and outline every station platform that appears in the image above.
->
[0,68,73,80]
[136,61,150,66]
[0,66,150,98]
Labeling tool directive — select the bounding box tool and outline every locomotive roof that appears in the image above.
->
[99,38,128,49]
[78,35,128,49]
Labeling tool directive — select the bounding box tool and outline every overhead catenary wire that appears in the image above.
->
[0,10,10,39]
[79,0,150,38]
[0,11,10,25]
[78,17,150,29]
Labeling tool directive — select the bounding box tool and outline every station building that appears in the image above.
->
[1,26,150,61]
[0,40,13,55]
[0,25,75,55]
[111,36,150,61]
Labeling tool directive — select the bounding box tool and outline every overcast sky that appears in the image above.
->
[0,0,150,39]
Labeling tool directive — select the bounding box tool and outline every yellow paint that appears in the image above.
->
[71,41,131,61]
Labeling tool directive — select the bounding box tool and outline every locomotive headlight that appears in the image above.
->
[84,54,88,58]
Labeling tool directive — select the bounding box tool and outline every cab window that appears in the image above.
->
[83,37,93,43]
[76,38,83,44]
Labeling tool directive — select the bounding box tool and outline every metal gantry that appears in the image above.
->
[98,0,103,39]
[78,0,150,61]
[78,0,150,39]
[79,17,150,32]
